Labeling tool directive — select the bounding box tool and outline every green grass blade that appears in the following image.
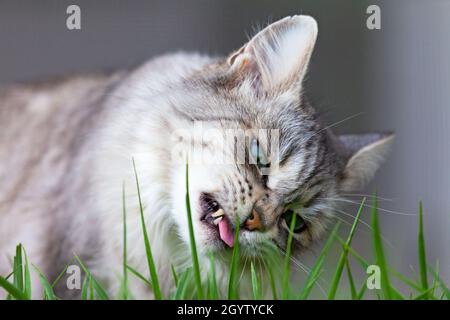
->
[389,268,423,292]
[91,277,108,300]
[74,255,109,300]
[171,264,179,288]
[267,263,278,300]
[429,267,450,299]
[121,183,129,300]
[22,247,32,299]
[50,257,76,288]
[390,286,405,300]
[133,159,162,300]
[126,265,153,288]
[299,223,340,299]
[430,261,439,298]
[345,260,357,299]
[356,281,367,300]
[13,244,24,292]
[185,163,203,299]
[32,264,56,300]
[0,276,27,300]
[208,254,218,300]
[227,219,240,299]
[370,195,392,299]
[282,212,297,300]
[4,270,14,281]
[336,237,369,269]
[174,268,192,300]
[81,274,89,300]
[328,198,366,299]
[89,274,94,300]
[413,285,438,300]
[251,261,260,300]
[418,201,429,297]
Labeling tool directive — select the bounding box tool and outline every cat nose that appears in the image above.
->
[244,208,264,231]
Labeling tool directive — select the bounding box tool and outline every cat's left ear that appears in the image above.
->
[338,133,395,192]
[227,15,318,92]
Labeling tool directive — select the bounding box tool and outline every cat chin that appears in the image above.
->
[199,223,228,249]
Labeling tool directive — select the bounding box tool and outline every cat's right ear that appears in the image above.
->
[338,133,395,192]
[226,15,318,93]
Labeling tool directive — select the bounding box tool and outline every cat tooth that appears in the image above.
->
[213,216,223,225]
[211,209,224,218]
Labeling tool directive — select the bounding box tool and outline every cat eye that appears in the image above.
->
[282,209,307,233]
[250,138,270,169]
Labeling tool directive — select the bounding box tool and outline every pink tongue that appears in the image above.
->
[218,219,235,248]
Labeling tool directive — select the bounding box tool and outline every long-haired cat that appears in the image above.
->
[0,15,393,299]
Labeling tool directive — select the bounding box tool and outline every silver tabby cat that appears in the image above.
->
[0,16,393,299]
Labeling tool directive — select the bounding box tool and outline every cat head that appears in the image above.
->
[170,15,394,258]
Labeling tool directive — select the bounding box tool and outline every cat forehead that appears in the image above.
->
[202,92,322,161]
[178,76,324,162]
[211,85,316,128]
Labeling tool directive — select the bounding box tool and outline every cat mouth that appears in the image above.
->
[201,208,235,248]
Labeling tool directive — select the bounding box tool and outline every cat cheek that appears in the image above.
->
[267,226,284,246]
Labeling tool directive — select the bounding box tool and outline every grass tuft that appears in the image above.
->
[281,211,297,299]
[299,223,340,299]
[207,254,218,300]
[251,261,261,300]
[0,169,448,300]
[227,218,241,299]
[328,198,366,299]
[371,195,394,299]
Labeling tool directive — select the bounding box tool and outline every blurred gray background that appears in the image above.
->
[1,0,449,289]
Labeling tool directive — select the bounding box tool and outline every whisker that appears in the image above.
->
[339,193,394,202]
[300,112,364,145]
[318,197,416,216]
[260,257,276,298]
[238,256,249,284]
[256,257,263,295]
[279,248,311,276]
[289,246,328,296]
[320,204,396,250]
[280,249,329,294]
[334,208,374,231]
[333,215,354,228]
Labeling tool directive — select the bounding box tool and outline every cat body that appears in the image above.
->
[0,16,392,299]
[0,54,216,298]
